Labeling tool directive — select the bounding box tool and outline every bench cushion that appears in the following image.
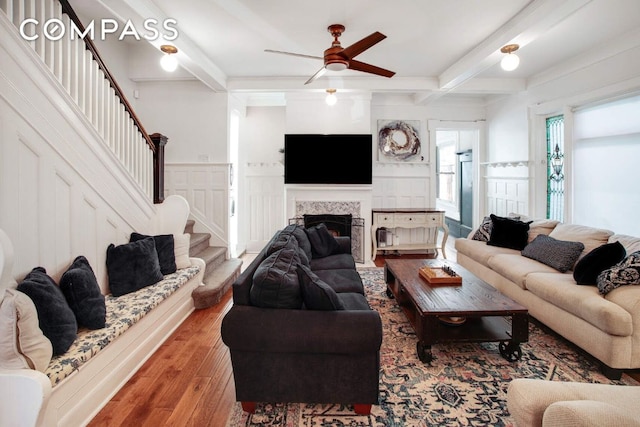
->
[44,265,200,387]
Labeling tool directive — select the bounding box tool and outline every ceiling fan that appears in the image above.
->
[265,24,395,85]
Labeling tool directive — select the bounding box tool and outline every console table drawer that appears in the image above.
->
[395,213,427,225]
[425,214,444,226]
[374,213,395,226]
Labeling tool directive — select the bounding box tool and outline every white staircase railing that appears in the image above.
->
[0,0,155,199]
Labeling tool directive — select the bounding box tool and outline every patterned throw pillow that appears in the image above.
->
[597,251,640,295]
[472,216,493,241]
[472,214,521,242]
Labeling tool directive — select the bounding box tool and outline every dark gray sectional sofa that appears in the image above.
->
[221,224,382,414]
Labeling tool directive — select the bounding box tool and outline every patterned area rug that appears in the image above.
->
[226,267,638,427]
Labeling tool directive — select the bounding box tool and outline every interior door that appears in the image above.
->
[458,150,473,236]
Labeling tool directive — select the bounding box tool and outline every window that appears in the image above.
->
[436,132,457,204]
[546,115,564,222]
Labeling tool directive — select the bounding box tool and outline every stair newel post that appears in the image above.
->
[151,133,168,204]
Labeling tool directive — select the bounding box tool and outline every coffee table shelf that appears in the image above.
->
[384,258,529,363]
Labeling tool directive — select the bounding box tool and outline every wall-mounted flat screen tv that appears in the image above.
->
[284,134,373,184]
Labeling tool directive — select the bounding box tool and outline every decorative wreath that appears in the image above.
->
[378,120,421,161]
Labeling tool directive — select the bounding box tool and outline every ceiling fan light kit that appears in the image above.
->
[500,43,520,71]
[160,44,178,72]
[265,23,395,85]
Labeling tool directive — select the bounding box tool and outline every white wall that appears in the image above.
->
[485,43,640,229]
[135,80,229,163]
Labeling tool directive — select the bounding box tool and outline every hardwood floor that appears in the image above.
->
[88,291,236,427]
[90,239,639,426]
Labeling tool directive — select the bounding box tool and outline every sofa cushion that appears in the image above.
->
[314,268,365,294]
[310,253,356,271]
[17,267,78,356]
[487,214,531,250]
[297,264,344,310]
[130,232,177,275]
[250,248,303,309]
[106,237,164,297]
[59,256,106,329]
[526,272,632,336]
[282,224,313,261]
[454,238,520,265]
[573,242,627,285]
[265,230,309,265]
[522,235,585,273]
[488,254,560,289]
[305,223,340,258]
[549,224,613,261]
[0,289,52,372]
[597,251,640,295]
[609,234,640,255]
[336,292,373,311]
[527,219,560,243]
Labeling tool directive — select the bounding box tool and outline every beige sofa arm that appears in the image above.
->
[508,379,640,427]
[543,400,640,427]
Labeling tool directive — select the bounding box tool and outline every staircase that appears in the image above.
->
[185,220,242,309]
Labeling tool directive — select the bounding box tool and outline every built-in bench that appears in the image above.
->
[0,195,206,427]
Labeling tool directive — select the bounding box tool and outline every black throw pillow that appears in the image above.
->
[107,237,164,297]
[17,267,78,355]
[250,248,303,309]
[305,223,340,258]
[130,232,176,275]
[573,241,627,285]
[297,264,344,310]
[487,214,532,250]
[59,256,106,329]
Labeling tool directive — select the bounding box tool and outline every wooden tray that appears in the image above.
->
[419,266,463,285]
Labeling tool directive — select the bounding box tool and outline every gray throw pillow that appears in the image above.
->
[597,251,640,295]
[521,234,585,273]
[305,223,340,258]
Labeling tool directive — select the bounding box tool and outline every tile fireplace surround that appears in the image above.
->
[294,201,364,263]
[284,185,373,261]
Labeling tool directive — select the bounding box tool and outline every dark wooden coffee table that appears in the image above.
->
[384,258,529,363]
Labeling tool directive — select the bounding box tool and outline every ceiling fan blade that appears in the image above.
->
[304,67,327,85]
[340,32,386,59]
[264,49,323,61]
[348,59,395,78]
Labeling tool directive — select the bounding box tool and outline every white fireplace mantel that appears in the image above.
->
[284,185,373,262]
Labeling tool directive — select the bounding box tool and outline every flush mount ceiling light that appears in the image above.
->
[160,44,178,72]
[325,88,337,106]
[500,44,520,71]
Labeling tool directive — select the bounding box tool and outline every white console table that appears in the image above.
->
[371,208,448,261]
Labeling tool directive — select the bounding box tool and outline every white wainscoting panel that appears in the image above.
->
[485,177,530,217]
[164,163,230,248]
[244,163,285,252]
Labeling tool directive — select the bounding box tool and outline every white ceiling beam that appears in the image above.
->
[97,0,228,91]
[438,0,593,91]
[227,76,440,92]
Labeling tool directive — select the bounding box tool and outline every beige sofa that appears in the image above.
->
[507,378,640,426]
[455,218,640,379]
